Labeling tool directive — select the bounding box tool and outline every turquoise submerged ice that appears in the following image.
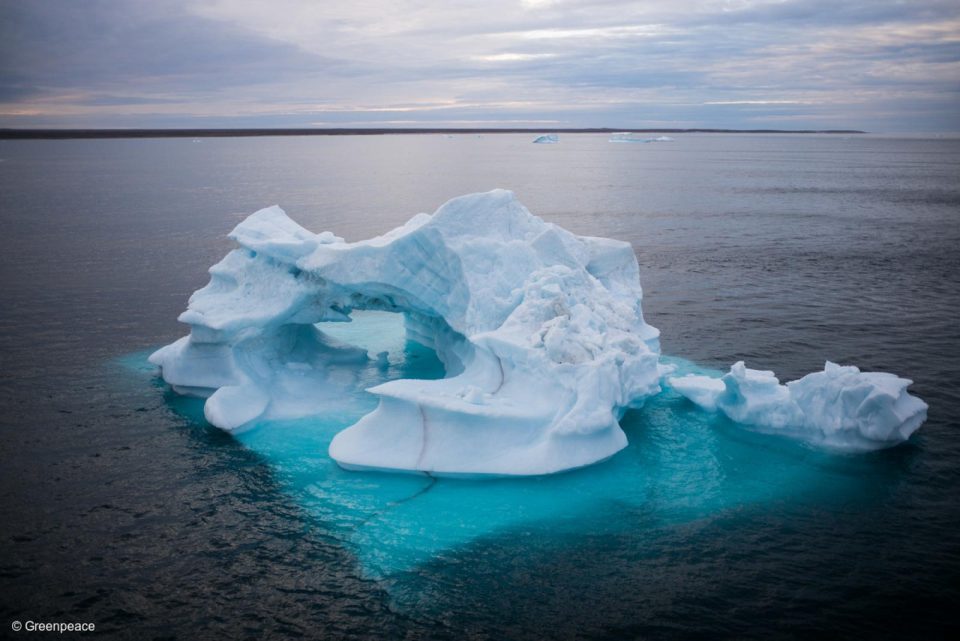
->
[151,189,928,481]
[150,190,663,476]
[141,341,914,580]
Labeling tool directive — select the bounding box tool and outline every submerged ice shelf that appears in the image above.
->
[125,346,912,580]
[151,189,928,479]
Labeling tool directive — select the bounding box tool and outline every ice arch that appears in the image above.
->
[150,190,663,476]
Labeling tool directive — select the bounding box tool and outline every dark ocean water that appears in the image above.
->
[1,133,958,640]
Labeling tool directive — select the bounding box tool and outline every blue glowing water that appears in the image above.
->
[122,312,900,588]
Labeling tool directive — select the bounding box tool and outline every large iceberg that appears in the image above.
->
[668,361,927,451]
[150,190,663,476]
[152,189,929,477]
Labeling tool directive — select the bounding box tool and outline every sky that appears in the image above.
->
[1,0,958,132]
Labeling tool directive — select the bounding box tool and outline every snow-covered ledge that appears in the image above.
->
[150,190,663,476]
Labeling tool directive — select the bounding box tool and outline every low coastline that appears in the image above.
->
[0,127,866,140]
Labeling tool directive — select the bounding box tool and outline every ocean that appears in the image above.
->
[1,133,958,639]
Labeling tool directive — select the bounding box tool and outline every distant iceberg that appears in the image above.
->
[669,361,927,451]
[609,133,674,143]
[532,134,559,144]
[609,132,644,143]
[151,190,662,476]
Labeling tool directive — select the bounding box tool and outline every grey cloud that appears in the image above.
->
[694,0,960,27]
[0,0,351,101]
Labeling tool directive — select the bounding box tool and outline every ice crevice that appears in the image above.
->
[151,189,928,476]
[416,405,430,470]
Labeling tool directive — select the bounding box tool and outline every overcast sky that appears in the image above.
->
[1,0,958,131]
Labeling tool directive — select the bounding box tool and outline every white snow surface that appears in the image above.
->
[150,189,663,476]
[668,361,927,451]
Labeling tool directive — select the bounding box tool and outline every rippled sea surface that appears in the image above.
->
[1,134,959,639]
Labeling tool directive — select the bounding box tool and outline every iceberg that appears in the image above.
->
[150,190,662,476]
[668,361,927,451]
[608,132,643,143]
[532,134,559,144]
[151,189,928,478]
[608,133,675,143]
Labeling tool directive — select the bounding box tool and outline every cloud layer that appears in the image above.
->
[1,0,958,131]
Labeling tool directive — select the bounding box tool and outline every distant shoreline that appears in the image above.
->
[0,127,866,140]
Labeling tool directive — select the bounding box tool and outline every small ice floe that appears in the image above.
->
[609,133,674,143]
[609,132,644,143]
[669,361,927,451]
[532,134,559,144]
